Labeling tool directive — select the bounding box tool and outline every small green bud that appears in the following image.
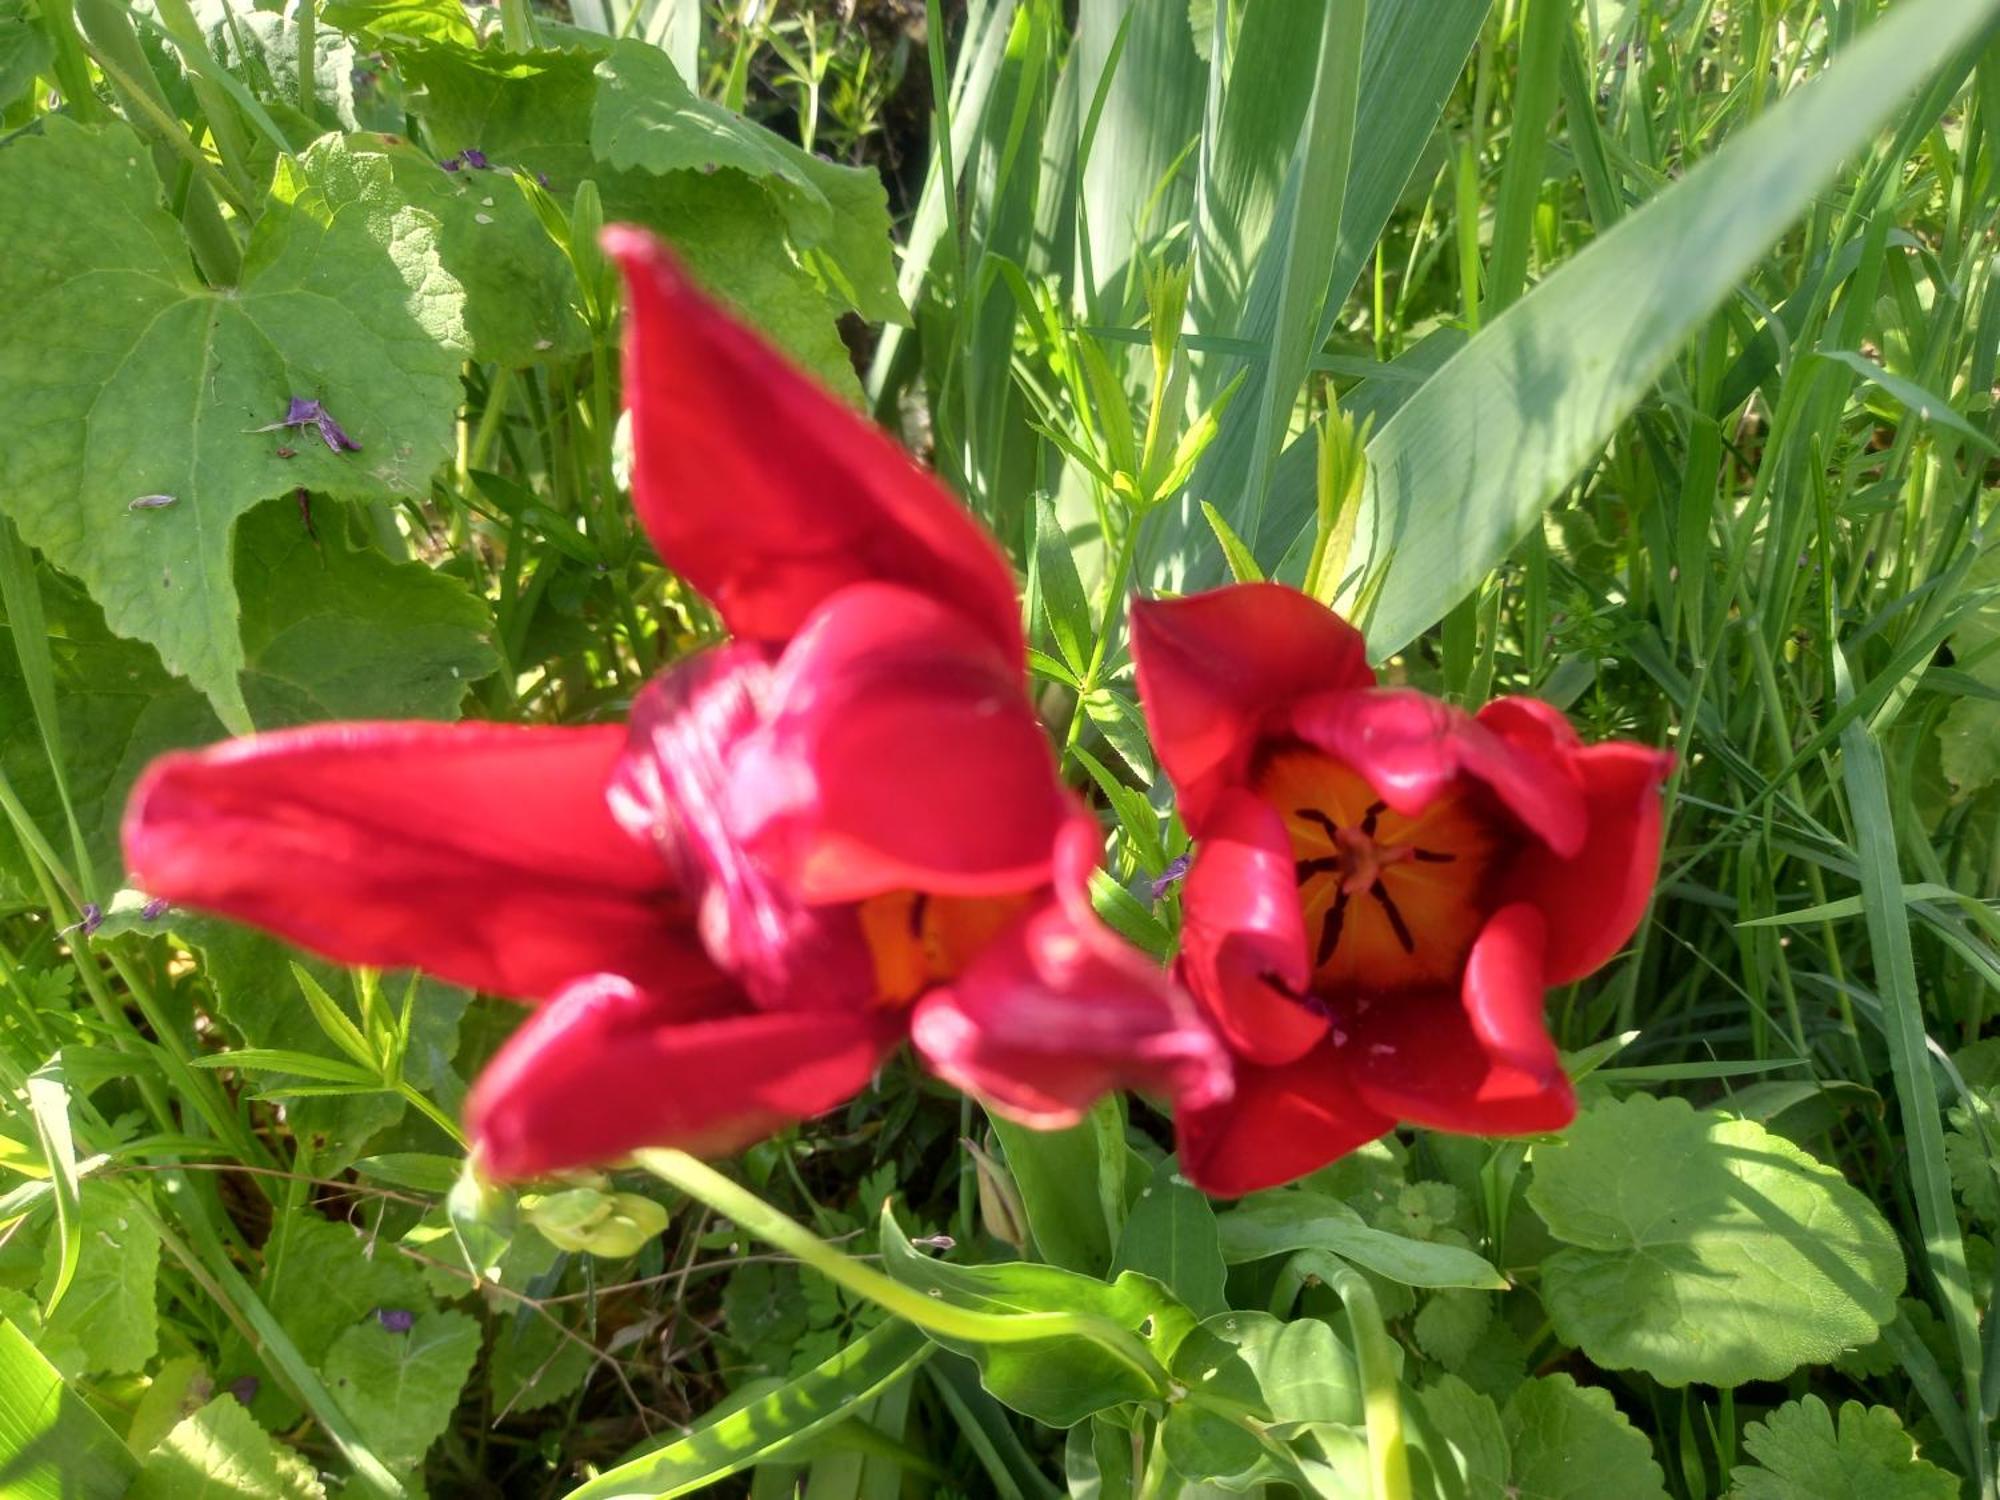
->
[525,1188,668,1258]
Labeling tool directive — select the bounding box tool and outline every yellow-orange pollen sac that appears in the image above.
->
[855,889,1038,1007]
[1255,749,1500,994]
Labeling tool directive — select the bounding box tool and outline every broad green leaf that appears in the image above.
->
[1528,1095,1904,1386]
[1418,1375,1508,1500]
[1219,1191,1507,1289]
[1946,1089,2000,1224]
[209,8,364,135]
[0,504,494,901]
[1344,0,2000,653]
[1502,1375,1668,1500]
[123,1355,214,1459]
[320,0,478,48]
[567,1320,930,1500]
[0,122,466,730]
[400,42,874,391]
[1414,1289,1493,1371]
[989,1112,1117,1275]
[129,1396,326,1500]
[325,133,590,366]
[879,1205,1184,1428]
[352,1153,463,1196]
[256,1210,434,1369]
[1162,1311,1361,1487]
[0,0,52,111]
[1111,1156,1227,1318]
[0,1316,138,1499]
[1725,1396,1958,1500]
[323,1308,479,1469]
[489,1308,593,1416]
[36,1181,158,1377]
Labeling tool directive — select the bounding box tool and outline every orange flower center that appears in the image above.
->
[855,890,1037,1007]
[1255,749,1499,993]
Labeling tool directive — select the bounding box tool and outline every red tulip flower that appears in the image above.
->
[123,229,1227,1179]
[1129,583,1671,1196]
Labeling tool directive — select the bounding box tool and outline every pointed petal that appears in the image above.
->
[1345,903,1575,1136]
[467,975,900,1178]
[725,584,1071,903]
[1177,1046,1394,1197]
[1179,788,1324,1066]
[909,819,1230,1126]
[1506,742,1673,984]
[1290,687,1587,857]
[123,723,704,1000]
[1129,585,1373,831]
[606,228,1022,660]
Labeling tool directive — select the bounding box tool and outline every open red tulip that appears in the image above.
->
[122,229,1226,1179]
[1129,583,1671,1197]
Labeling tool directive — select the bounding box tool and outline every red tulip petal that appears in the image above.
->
[1177,1046,1394,1197]
[909,818,1230,1125]
[1179,788,1325,1066]
[123,723,705,1001]
[1508,742,1673,984]
[606,227,1022,661]
[1344,903,1575,1136]
[1290,687,1587,857]
[1129,585,1373,831]
[467,974,899,1178]
[725,584,1071,903]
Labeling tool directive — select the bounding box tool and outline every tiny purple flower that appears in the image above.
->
[461,148,490,170]
[229,1376,260,1405]
[376,1307,415,1334]
[440,153,463,172]
[1148,854,1191,901]
[62,903,103,939]
[141,896,169,921]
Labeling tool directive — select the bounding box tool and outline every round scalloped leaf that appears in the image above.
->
[1502,1375,1669,1500]
[0,120,465,731]
[1726,1396,1958,1500]
[1528,1095,1903,1387]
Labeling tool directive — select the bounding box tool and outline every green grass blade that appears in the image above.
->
[0,1317,137,1499]
[1348,0,2000,655]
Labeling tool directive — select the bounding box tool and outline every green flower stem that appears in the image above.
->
[1329,1264,1413,1500]
[637,1149,1171,1395]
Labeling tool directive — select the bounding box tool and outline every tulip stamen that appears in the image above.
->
[1370,880,1416,953]
[1316,890,1349,966]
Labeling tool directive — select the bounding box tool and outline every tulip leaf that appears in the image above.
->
[987,1111,1120,1276]
[1528,1095,1904,1387]
[1218,1190,1508,1289]
[0,121,467,731]
[564,1319,931,1500]
[322,1309,480,1470]
[129,1396,326,1500]
[1111,1156,1228,1319]
[1341,0,2000,653]
[878,1205,1187,1428]
[1724,1396,1960,1500]
[0,1316,139,1500]
[1502,1375,1670,1500]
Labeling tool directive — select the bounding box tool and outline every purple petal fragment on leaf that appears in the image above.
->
[441,154,463,172]
[376,1307,415,1333]
[62,902,103,938]
[229,1376,260,1405]
[461,148,490,170]
[141,896,169,920]
[1148,854,1191,900]
[312,406,361,453]
[252,397,360,452]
